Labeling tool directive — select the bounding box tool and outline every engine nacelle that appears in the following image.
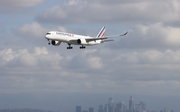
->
[51,40,61,46]
[77,39,87,45]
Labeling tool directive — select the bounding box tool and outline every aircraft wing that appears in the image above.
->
[85,31,128,42]
[85,37,107,42]
[104,31,128,38]
[67,31,128,43]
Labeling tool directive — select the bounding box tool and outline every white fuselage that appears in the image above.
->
[45,31,103,46]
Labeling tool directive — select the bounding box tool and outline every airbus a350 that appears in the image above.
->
[45,27,128,49]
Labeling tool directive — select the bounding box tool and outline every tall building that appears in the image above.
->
[140,101,146,111]
[104,104,109,112]
[76,106,81,112]
[129,96,135,112]
[89,108,94,112]
[120,102,125,112]
[115,103,121,112]
[164,108,168,112]
[116,102,125,112]
[135,104,142,112]
[108,98,114,112]
[98,105,104,112]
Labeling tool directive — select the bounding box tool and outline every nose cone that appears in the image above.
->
[45,32,51,39]
[45,35,49,39]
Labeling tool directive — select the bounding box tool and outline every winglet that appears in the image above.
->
[120,31,128,36]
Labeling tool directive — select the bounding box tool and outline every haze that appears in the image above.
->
[0,0,180,112]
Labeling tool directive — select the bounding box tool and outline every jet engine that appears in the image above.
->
[51,40,61,46]
[77,39,87,45]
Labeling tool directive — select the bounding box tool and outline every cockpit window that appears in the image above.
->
[46,33,51,35]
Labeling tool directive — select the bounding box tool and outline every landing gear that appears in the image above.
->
[47,39,50,45]
[80,45,86,49]
[67,44,73,49]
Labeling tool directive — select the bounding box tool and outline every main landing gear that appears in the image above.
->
[80,45,86,49]
[67,44,86,49]
[67,44,73,49]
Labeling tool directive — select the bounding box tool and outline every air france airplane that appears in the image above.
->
[45,27,128,49]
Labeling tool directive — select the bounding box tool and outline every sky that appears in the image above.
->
[0,0,180,111]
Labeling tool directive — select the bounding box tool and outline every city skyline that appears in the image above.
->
[0,95,177,112]
[76,96,174,112]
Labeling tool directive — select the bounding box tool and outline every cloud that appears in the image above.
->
[18,53,37,66]
[0,0,45,13]
[14,22,49,38]
[87,56,103,69]
[0,47,58,67]
[36,0,180,24]
[13,22,69,41]
[0,0,180,97]
[65,49,104,70]
[0,47,180,95]
[34,47,48,55]
[0,25,6,33]
[0,48,15,65]
[109,23,180,49]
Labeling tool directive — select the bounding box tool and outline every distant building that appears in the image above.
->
[115,103,120,112]
[108,98,114,112]
[76,106,81,112]
[116,102,126,112]
[82,110,88,112]
[140,101,146,111]
[98,105,104,112]
[163,108,168,112]
[129,96,135,112]
[136,104,142,112]
[89,108,94,112]
[104,104,109,112]
[135,101,146,112]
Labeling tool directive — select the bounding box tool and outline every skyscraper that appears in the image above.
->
[140,101,146,111]
[89,108,94,112]
[104,104,109,112]
[120,102,125,112]
[98,105,104,112]
[164,108,168,112]
[115,103,121,112]
[76,106,81,112]
[129,96,134,112]
[108,98,114,112]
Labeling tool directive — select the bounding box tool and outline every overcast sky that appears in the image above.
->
[0,0,180,111]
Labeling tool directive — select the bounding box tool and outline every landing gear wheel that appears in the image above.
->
[80,45,86,49]
[47,39,50,45]
[67,47,73,49]
[67,44,73,49]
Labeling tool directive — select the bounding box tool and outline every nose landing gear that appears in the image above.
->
[47,39,50,45]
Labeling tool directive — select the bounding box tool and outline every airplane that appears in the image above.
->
[45,27,128,49]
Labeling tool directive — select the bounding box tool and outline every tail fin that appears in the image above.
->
[96,27,106,38]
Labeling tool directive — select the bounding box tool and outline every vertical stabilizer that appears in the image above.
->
[96,27,106,38]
